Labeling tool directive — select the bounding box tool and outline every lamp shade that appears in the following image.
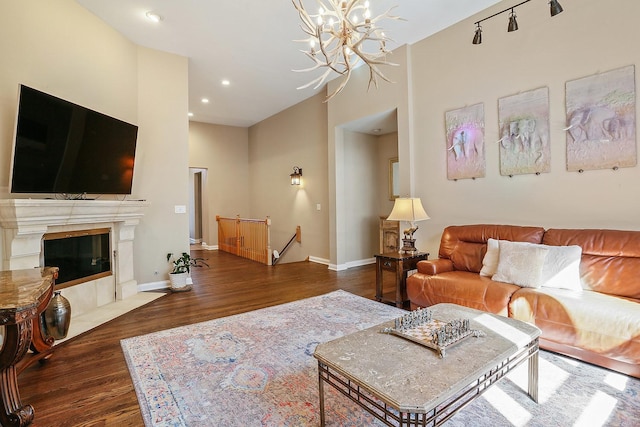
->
[386,198,430,222]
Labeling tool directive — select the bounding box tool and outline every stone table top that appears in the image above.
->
[314,303,541,414]
[0,267,58,324]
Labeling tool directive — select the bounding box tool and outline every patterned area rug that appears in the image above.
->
[121,290,640,426]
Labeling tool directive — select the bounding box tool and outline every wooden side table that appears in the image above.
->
[0,267,58,427]
[375,252,428,309]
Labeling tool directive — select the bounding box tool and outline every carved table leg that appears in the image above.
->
[0,321,36,427]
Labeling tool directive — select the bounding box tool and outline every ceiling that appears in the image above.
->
[75,0,501,128]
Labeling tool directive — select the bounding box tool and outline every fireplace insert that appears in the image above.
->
[42,228,112,288]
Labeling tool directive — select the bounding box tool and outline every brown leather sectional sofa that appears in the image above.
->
[406,224,640,378]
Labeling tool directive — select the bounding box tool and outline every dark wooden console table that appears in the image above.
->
[375,252,428,309]
[0,267,58,427]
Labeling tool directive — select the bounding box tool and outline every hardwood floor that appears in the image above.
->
[19,249,380,426]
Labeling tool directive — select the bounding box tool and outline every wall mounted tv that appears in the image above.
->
[10,85,138,195]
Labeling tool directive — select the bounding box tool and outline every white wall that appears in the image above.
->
[324,0,640,265]
[189,121,250,247]
[248,91,329,263]
[327,46,411,269]
[343,130,379,261]
[134,47,190,284]
[408,0,640,257]
[0,1,190,285]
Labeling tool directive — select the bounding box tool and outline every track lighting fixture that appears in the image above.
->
[507,9,518,32]
[550,0,563,16]
[471,0,563,45]
[472,23,482,45]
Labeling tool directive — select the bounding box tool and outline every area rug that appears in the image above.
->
[121,290,640,426]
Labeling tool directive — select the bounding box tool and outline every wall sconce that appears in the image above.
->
[290,166,302,185]
[471,0,563,44]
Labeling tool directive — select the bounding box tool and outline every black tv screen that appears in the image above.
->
[10,85,138,195]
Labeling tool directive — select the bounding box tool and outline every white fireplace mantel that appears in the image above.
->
[0,199,149,303]
[0,198,148,231]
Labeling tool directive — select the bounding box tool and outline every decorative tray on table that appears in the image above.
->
[381,308,485,358]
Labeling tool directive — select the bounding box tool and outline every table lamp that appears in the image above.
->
[386,197,430,253]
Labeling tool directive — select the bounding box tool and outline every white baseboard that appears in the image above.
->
[308,256,330,266]
[138,280,169,292]
[328,257,376,271]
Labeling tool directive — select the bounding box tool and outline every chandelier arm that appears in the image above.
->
[368,6,403,24]
[292,0,400,100]
[326,67,352,101]
[316,31,347,76]
[292,0,316,32]
[368,64,393,83]
[296,68,334,90]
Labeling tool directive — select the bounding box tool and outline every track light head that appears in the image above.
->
[507,9,519,32]
[550,0,563,16]
[472,24,482,45]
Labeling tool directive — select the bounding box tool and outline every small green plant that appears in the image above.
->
[166,252,209,274]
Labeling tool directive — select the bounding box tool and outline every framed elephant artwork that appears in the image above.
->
[444,103,485,181]
[565,65,636,172]
[497,87,551,176]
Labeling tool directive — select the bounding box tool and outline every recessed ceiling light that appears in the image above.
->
[201,98,209,104]
[145,11,163,23]
[188,112,194,117]
[221,79,230,86]
[372,128,382,133]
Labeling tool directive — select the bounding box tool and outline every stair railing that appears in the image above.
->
[272,226,301,265]
[216,215,272,265]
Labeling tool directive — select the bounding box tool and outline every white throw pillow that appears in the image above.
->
[539,245,583,291]
[480,238,500,277]
[492,240,549,288]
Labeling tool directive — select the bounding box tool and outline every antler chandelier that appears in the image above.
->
[292,0,401,101]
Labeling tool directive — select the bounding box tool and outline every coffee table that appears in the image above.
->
[313,303,541,426]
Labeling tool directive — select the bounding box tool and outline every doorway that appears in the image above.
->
[189,168,208,245]
[338,109,398,263]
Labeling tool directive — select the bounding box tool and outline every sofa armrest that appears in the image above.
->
[416,259,454,275]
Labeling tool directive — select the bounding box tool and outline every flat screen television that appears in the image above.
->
[10,85,138,195]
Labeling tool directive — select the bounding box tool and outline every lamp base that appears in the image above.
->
[400,238,417,254]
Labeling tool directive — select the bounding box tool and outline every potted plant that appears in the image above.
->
[166,252,209,291]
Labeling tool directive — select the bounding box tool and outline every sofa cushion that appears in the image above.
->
[540,244,582,291]
[438,224,546,269]
[543,228,640,299]
[479,238,500,277]
[482,239,582,291]
[450,241,485,272]
[492,240,549,288]
[510,287,640,366]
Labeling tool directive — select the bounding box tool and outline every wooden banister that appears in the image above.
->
[216,215,272,265]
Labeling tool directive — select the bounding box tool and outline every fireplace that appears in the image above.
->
[0,199,148,318]
[43,228,112,288]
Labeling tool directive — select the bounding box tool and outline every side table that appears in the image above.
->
[375,252,428,308]
[0,267,58,427]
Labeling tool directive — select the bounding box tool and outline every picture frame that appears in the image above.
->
[445,103,485,180]
[388,157,399,200]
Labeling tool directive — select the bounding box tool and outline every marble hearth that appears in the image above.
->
[0,199,151,326]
